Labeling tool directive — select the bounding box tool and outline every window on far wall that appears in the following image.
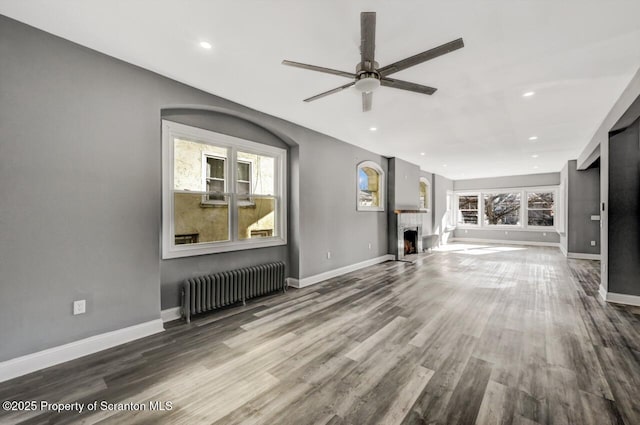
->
[527,192,554,226]
[419,178,430,210]
[456,194,479,225]
[357,161,385,211]
[162,120,287,259]
[484,192,521,225]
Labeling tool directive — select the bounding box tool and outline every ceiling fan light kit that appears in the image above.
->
[282,11,464,112]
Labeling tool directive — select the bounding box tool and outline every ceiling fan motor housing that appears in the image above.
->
[355,61,380,92]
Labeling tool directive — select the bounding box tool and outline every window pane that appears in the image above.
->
[359,167,380,207]
[528,192,554,209]
[484,193,521,225]
[238,151,275,195]
[174,138,227,191]
[238,195,276,239]
[237,181,251,195]
[174,192,229,244]
[457,195,479,225]
[207,157,225,179]
[458,195,478,210]
[528,210,554,226]
[419,182,428,209]
[237,161,250,182]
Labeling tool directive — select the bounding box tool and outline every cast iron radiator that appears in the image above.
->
[182,261,286,323]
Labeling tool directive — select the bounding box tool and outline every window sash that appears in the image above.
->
[162,120,287,259]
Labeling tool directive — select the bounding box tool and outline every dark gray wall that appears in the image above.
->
[454,172,560,191]
[608,118,640,296]
[0,15,389,360]
[567,160,600,254]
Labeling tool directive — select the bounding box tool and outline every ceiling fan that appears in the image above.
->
[282,12,464,112]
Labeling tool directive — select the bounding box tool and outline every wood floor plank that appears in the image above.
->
[1,245,639,425]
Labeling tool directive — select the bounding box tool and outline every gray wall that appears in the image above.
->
[454,172,560,191]
[452,172,561,244]
[389,158,421,210]
[0,15,389,360]
[608,118,640,296]
[567,160,600,255]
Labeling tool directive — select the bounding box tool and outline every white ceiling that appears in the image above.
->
[2,1,640,179]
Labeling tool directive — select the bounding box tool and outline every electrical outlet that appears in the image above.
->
[327,251,331,259]
[368,242,372,250]
[591,240,597,246]
[543,232,547,236]
[505,231,509,235]
[464,229,468,234]
[73,300,86,315]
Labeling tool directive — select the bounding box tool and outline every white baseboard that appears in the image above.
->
[161,307,181,323]
[559,243,568,257]
[600,290,640,307]
[450,237,560,248]
[0,319,164,383]
[598,285,608,302]
[567,252,601,260]
[288,255,395,289]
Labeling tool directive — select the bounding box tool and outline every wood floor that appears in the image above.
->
[1,244,639,425]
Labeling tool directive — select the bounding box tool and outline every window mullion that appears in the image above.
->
[230,147,238,243]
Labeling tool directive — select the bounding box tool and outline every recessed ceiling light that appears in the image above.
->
[533,165,539,169]
[369,127,377,131]
[531,154,539,158]
[443,164,447,167]
[199,41,213,49]
[420,152,425,156]
[529,136,538,141]
[523,91,535,97]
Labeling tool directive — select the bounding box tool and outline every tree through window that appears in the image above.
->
[484,193,521,225]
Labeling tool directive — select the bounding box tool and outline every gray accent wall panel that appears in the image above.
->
[0,15,389,360]
[608,118,640,296]
[567,160,600,255]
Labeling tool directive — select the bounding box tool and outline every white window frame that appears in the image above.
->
[419,177,431,211]
[356,160,385,212]
[162,120,287,259]
[455,192,481,227]
[453,185,558,232]
[201,153,227,205]
[525,190,556,229]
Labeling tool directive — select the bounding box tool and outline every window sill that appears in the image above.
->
[163,238,286,259]
[456,225,557,233]
[357,206,385,212]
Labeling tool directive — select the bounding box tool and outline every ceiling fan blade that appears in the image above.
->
[304,81,356,102]
[378,38,464,76]
[282,60,356,79]
[362,91,373,112]
[381,78,437,95]
[360,12,376,65]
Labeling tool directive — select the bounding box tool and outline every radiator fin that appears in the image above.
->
[182,261,286,322]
